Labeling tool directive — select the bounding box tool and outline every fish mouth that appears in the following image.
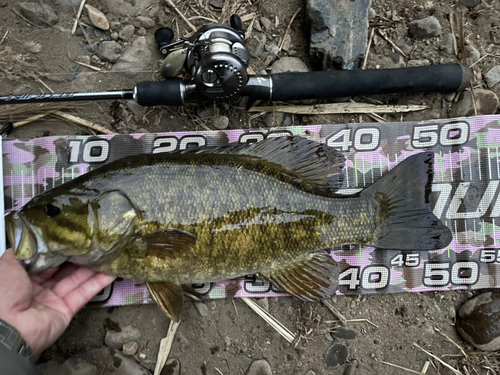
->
[5,211,38,260]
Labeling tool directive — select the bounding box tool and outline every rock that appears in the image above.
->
[162,359,180,375]
[105,326,141,349]
[85,5,109,31]
[135,16,155,29]
[98,41,122,62]
[306,0,371,70]
[137,27,147,36]
[409,16,442,39]
[440,33,455,55]
[368,7,376,19]
[407,59,430,67]
[344,360,358,375]
[122,341,139,356]
[256,297,269,311]
[54,0,81,11]
[271,57,309,74]
[332,327,357,340]
[465,45,480,65]
[25,41,42,53]
[63,357,97,375]
[254,19,262,32]
[451,89,499,117]
[324,342,349,369]
[246,359,272,375]
[485,66,500,88]
[260,17,272,31]
[194,301,210,316]
[111,21,121,30]
[112,37,153,76]
[461,0,480,8]
[18,2,59,27]
[86,42,99,54]
[111,32,119,41]
[457,293,500,351]
[492,30,500,45]
[66,63,80,82]
[119,25,135,41]
[103,0,156,17]
[38,360,64,375]
[397,37,413,55]
[443,92,457,102]
[210,0,224,9]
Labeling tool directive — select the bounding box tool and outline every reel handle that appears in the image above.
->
[155,27,175,55]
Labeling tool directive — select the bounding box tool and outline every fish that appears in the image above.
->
[5,136,452,320]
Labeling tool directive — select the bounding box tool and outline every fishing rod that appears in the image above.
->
[0,14,471,109]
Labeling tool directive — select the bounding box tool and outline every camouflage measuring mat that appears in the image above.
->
[3,114,500,306]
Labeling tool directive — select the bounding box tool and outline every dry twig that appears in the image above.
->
[362,28,375,70]
[379,360,425,374]
[376,29,407,59]
[72,0,87,35]
[166,0,197,32]
[434,327,467,358]
[53,111,116,135]
[413,343,463,375]
[0,30,8,45]
[249,103,427,115]
[279,7,302,52]
[322,299,348,326]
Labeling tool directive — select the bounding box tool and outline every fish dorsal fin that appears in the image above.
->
[147,282,184,321]
[178,136,345,196]
[132,229,196,259]
[259,253,338,302]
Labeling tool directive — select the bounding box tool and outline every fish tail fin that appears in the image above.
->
[362,152,452,251]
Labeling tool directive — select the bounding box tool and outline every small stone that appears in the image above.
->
[271,57,309,74]
[163,359,180,375]
[485,66,500,88]
[407,59,430,67]
[256,297,269,312]
[122,341,139,356]
[85,4,109,31]
[324,342,349,369]
[332,327,357,340]
[86,42,99,53]
[119,24,135,41]
[492,30,500,45]
[110,21,121,30]
[397,37,413,55]
[18,2,59,27]
[409,16,442,39]
[457,293,500,351]
[135,16,155,29]
[343,360,358,375]
[195,301,210,316]
[137,27,147,36]
[452,89,499,117]
[111,32,119,41]
[368,7,376,19]
[443,92,457,102]
[25,41,42,54]
[254,19,262,32]
[461,0,480,8]
[62,357,97,375]
[448,305,456,319]
[424,1,435,11]
[440,33,455,55]
[66,63,80,82]
[305,371,316,375]
[210,0,224,9]
[112,36,153,76]
[465,45,480,65]
[260,16,272,31]
[281,34,292,51]
[105,325,141,349]
[246,359,272,375]
[98,41,122,62]
[209,115,229,130]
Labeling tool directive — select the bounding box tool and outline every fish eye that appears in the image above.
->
[45,204,61,217]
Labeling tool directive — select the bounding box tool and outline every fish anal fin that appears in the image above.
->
[134,229,196,259]
[182,284,204,301]
[147,282,184,321]
[260,253,338,302]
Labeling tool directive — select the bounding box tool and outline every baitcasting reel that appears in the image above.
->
[155,14,251,101]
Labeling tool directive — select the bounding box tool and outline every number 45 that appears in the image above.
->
[390,254,420,267]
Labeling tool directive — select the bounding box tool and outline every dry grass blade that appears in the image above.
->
[279,7,302,52]
[54,111,116,135]
[346,319,379,328]
[0,47,53,82]
[434,327,467,358]
[241,297,295,343]
[362,28,375,70]
[166,0,197,32]
[0,30,8,45]
[413,343,463,375]
[376,29,407,59]
[248,103,427,115]
[322,299,348,326]
[154,320,180,375]
[72,0,87,34]
[13,112,55,127]
[379,360,425,374]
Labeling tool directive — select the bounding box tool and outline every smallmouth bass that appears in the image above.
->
[5,136,452,320]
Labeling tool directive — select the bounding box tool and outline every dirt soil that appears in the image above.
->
[1,0,500,374]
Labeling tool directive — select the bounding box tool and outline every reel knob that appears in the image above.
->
[155,28,174,55]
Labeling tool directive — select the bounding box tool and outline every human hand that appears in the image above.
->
[0,249,116,357]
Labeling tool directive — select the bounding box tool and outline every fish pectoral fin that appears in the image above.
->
[147,282,184,321]
[260,253,338,302]
[134,229,197,259]
[182,284,204,301]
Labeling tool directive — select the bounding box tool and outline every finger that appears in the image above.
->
[30,267,60,285]
[63,273,116,315]
[39,263,82,289]
[50,267,99,299]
